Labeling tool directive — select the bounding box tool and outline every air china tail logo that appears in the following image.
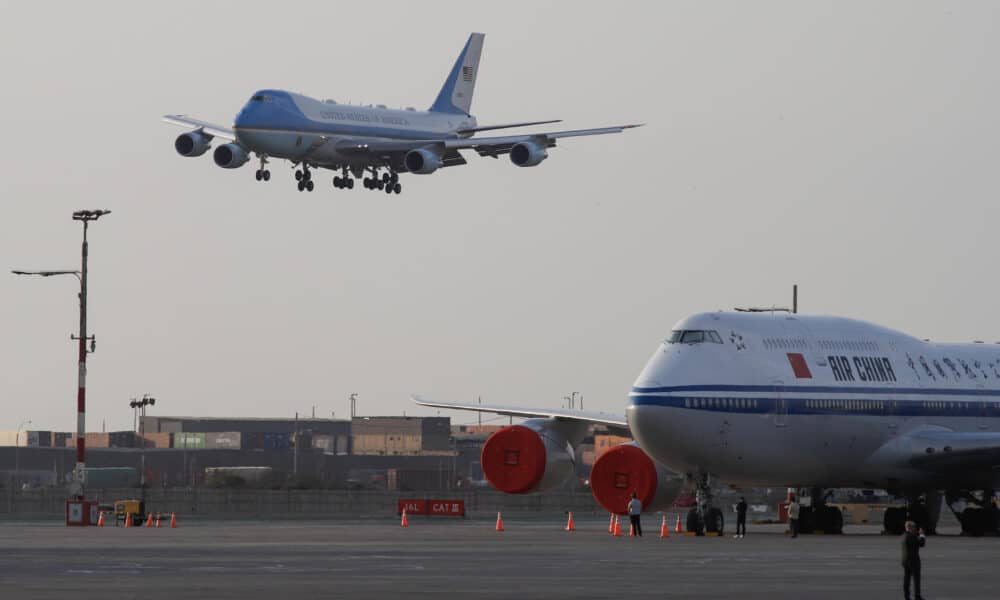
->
[828,355,897,382]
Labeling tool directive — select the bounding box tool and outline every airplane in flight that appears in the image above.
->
[163,33,640,194]
[416,310,1000,536]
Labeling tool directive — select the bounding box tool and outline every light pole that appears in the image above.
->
[13,208,110,499]
[14,419,31,490]
[129,395,155,502]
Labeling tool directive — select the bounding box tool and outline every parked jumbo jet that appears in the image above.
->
[416,310,1000,536]
[163,33,640,194]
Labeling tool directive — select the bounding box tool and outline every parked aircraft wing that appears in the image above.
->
[905,430,1000,472]
[162,115,235,141]
[411,394,629,432]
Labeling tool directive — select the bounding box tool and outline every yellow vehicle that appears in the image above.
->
[113,499,146,526]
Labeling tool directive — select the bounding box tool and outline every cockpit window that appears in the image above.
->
[251,95,272,102]
[667,330,723,344]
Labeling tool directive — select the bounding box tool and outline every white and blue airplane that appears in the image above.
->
[416,310,1000,536]
[164,33,640,194]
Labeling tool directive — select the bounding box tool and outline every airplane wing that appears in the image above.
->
[905,431,1000,472]
[411,394,629,432]
[338,124,643,160]
[162,115,235,141]
[455,120,561,135]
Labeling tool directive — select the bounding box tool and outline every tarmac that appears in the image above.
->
[1,518,997,599]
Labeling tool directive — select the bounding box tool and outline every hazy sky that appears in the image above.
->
[2,1,998,432]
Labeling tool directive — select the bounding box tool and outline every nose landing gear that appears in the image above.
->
[685,473,725,536]
[254,155,270,182]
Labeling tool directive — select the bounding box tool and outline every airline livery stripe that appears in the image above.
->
[628,394,1000,418]
[630,384,1000,397]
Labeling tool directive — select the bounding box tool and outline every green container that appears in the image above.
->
[173,432,206,449]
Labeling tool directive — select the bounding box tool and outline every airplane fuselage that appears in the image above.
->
[626,312,1000,491]
[232,90,475,167]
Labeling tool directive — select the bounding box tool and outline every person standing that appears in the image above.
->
[735,496,748,538]
[901,520,926,600]
[788,495,801,538]
[627,492,643,537]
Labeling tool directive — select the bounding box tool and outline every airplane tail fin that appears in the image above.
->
[429,33,484,116]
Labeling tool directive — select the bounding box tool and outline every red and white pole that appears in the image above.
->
[75,221,89,499]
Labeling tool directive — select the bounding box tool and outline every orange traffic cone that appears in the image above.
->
[155,513,162,528]
[675,515,683,533]
[495,512,505,532]
[401,508,409,528]
[660,515,670,538]
[97,512,105,527]
[613,515,621,537]
[565,512,575,532]
[608,513,615,534]
[170,513,177,528]
[145,513,154,528]
[125,512,133,528]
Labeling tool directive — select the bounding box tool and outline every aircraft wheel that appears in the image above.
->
[306,180,314,192]
[346,178,354,189]
[295,170,303,181]
[686,508,704,535]
[382,173,391,183]
[333,176,342,188]
[262,170,270,181]
[297,181,305,192]
[377,180,384,190]
[393,183,402,194]
[883,506,905,535]
[255,170,262,181]
[391,172,399,184]
[384,184,393,195]
[705,507,724,534]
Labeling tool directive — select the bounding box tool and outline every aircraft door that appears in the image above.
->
[772,379,787,427]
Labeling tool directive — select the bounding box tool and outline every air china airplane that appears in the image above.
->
[163,33,640,194]
[416,310,1000,537]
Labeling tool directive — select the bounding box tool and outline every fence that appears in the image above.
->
[0,487,602,519]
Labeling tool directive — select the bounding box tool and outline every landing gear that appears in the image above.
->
[254,155,270,182]
[685,473,723,536]
[946,489,999,537]
[797,488,844,534]
[295,165,314,192]
[884,492,943,535]
[363,169,402,194]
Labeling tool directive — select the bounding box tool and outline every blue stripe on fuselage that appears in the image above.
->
[631,384,1000,397]
[629,393,1000,418]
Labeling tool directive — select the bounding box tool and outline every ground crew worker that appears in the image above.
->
[901,520,926,600]
[627,492,643,537]
[735,496,748,538]
[788,495,801,538]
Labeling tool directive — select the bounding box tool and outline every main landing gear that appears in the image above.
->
[254,155,271,182]
[333,167,354,190]
[944,489,999,537]
[685,473,725,536]
[362,169,402,194]
[295,165,314,192]
[883,492,943,535]
[795,488,844,534]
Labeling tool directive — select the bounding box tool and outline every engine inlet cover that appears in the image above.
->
[480,425,546,494]
[589,444,658,514]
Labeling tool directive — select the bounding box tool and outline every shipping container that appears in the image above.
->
[205,431,242,449]
[241,431,264,450]
[108,430,142,448]
[26,431,53,447]
[83,467,139,488]
[263,432,290,450]
[312,434,335,452]
[173,432,206,449]
[143,432,172,448]
[54,432,73,447]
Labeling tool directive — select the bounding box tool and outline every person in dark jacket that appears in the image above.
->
[901,520,926,600]
[734,496,748,538]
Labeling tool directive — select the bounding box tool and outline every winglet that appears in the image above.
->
[430,33,485,116]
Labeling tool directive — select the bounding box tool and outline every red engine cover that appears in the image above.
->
[480,425,546,494]
[589,444,658,514]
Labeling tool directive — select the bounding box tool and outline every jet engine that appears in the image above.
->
[404,147,443,174]
[480,419,586,494]
[174,131,212,157]
[509,141,548,167]
[213,143,250,169]
[589,442,683,514]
